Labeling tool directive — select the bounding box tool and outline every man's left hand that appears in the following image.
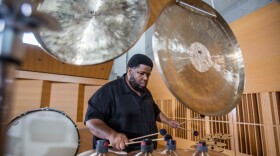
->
[167,119,180,128]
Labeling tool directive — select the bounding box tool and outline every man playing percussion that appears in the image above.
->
[85,54,180,152]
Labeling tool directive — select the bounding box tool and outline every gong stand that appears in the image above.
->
[0,0,59,155]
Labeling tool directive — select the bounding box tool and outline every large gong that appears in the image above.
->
[152,0,245,116]
[34,0,149,65]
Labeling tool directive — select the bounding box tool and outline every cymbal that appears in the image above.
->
[214,133,232,140]
[209,146,225,152]
[152,0,245,116]
[34,0,149,65]
[207,141,227,147]
[156,148,228,156]
[184,149,227,156]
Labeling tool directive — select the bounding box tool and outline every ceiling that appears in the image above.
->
[202,0,272,23]
[110,0,274,80]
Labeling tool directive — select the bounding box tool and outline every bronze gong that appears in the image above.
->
[152,0,245,116]
[33,0,149,65]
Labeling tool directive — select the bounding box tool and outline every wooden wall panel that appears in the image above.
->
[83,86,101,120]
[10,80,44,121]
[147,0,171,29]
[49,83,79,122]
[19,44,113,79]
[230,2,280,93]
[77,129,93,155]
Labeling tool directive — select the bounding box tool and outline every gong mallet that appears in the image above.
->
[127,134,173,145]
[129,128,167,142]
[109,134,173,147]
[179,114,205,125]
[177,127,199,136]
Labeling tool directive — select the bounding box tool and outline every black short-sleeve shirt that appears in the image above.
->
[84,74,161,152]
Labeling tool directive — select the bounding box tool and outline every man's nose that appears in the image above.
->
[142,74,148,80]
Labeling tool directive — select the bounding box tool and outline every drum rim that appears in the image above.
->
[8,107,81,156]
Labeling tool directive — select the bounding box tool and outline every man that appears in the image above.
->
[85,54,179,152]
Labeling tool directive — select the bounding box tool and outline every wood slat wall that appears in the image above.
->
[156,92,280,155]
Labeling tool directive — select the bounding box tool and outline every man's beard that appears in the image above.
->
[129,76,146,92]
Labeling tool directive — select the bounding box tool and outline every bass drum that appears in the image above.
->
[5,108,80,156]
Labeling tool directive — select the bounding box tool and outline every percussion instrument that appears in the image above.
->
[77,149,128,156]
[0,0,59,154]
[33,0,150,65]
[156,139,227,156]
[129,129,167,142]
[5,108,80,156]
[156,148,227,156]
[152,0,245,116]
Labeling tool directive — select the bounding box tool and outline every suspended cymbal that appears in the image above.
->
[207,141,227,147]
[210,146,225,152]
[185,149,227,156]
[34,0,149,65]
[152,0,245,116]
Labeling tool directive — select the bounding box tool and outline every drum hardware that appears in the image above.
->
[5,108,80,156]
[160,139,178,156]
[179,114,205,126]
[152,0,245,116]
[129,128,167,142]
[94,140,109,156]
[176,0,216,18]
[0,0,59,155]
[32,0,150,65]
[192,140,209,156]
[134,139,154,156]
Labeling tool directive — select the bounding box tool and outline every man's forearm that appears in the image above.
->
[157,112,180,128]
[157,112,170,123]
[86,119,117,140]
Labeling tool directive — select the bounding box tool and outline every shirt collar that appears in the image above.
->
[120,74,148,97]
[120,74,131,94]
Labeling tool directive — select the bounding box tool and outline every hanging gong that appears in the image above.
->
[152,0,245,116]
[33,0,149,65]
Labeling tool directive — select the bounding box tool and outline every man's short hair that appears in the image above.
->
[127,54,153,69]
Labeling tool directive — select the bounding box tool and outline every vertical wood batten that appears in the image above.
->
[40,80,51,108]
[260,92,276,156]
[76,84,85,122]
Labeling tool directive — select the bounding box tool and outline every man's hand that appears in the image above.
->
[108,133,129,150]
[166,119,180,128]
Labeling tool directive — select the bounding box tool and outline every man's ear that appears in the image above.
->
[127,67,132,75]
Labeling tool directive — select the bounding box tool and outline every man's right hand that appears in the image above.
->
[109,133,129,150]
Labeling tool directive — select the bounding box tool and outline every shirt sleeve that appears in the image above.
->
[84,89,111,124]
[153,101,161,119]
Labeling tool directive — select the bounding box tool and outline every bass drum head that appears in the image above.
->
[5,108,80,156]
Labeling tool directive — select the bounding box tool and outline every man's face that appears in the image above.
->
[128,64,152,91]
